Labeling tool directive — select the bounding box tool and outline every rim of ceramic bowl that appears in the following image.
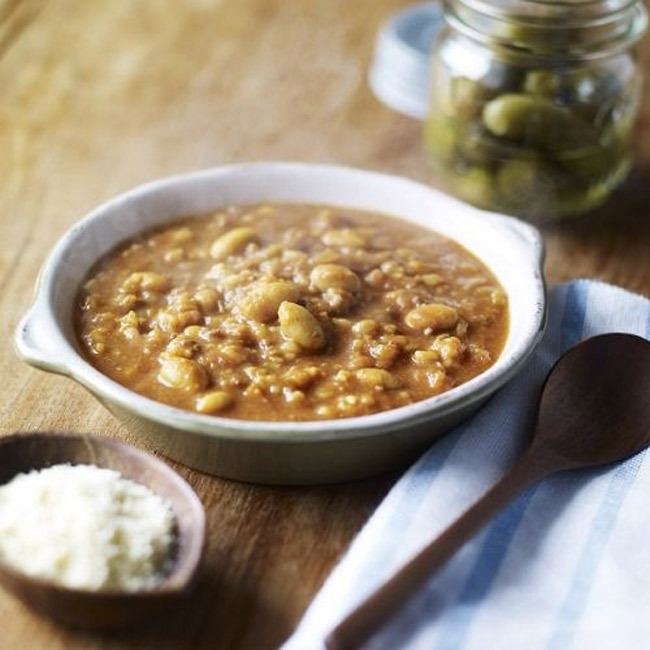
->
[15,162,546,443]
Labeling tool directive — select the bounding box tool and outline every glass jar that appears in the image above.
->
[425,0,648,222]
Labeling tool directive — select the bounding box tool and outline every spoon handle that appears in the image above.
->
[325,449,556,650]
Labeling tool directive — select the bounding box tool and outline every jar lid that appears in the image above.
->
[368,2,444,120]
[449,0,648,58]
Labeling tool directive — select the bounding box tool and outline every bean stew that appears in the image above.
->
[76,203,509,421]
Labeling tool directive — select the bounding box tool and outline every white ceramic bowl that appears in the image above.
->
[15,163,546,485]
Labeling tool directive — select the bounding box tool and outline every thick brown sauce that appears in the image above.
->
[77,203,509,421]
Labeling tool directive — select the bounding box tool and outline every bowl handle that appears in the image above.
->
[14,307,70,376]
[485,213,546,267]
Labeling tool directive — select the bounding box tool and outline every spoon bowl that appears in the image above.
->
[0,432,205,629]
[534,333,650,467]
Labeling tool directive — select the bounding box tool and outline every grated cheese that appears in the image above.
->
[0,464,176,591]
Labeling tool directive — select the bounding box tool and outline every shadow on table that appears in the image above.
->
[55,470,396,650]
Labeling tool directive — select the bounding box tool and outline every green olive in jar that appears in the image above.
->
[555,180,613,217]
[451,167,496,209]
[523,69,564,98]
[557,144,616,182]
[482,93,594,150]
[455,123,501,167]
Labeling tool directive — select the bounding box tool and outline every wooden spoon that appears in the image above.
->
[0,432,205,629]
[326,333,650,650]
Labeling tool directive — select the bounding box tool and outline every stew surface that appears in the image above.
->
[77,203,508,420]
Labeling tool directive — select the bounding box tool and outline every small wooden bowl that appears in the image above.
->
[0,432,206,629]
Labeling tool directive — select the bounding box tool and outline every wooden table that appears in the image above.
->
[1,1,649,648]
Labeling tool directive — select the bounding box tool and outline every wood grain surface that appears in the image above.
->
[0,1,648,648]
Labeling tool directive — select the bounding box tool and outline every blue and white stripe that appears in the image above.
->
[281,281,650,650]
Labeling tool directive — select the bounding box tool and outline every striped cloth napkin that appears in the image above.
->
[281,280,650,650]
